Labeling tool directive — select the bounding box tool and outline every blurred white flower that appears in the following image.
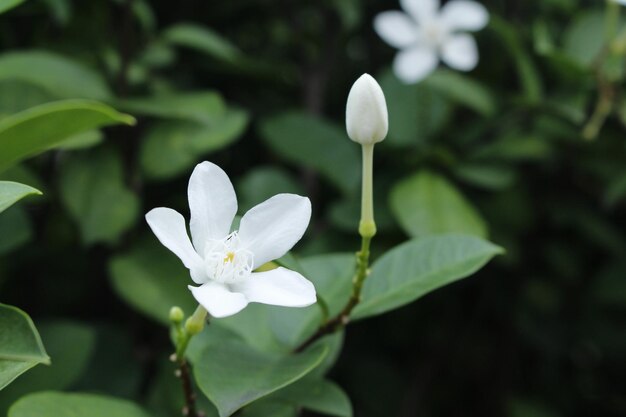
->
[374,0,489,83]
[346,73,388,145]
[146,162,316,318]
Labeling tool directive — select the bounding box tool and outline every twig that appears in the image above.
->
[174,357,204,417]
[295,236,371,353]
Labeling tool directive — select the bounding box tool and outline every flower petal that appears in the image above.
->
[400,0,439,24]
[393,45,439,84]
[188,162,237,255]
[233,268,316,307]
[238,194,311,269]
[189,282,248,318]
[440,0,489,31]
[441,33,479,71]
[145,207,204,275]
[374,11,420,49]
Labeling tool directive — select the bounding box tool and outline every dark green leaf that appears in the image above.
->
[0,304,49,390]
[59,148,139,245]
[259,112,360,194]
[0,181,40,214]
[8,392,151,417]
[141,109,248,180]
[194,340,327,417]
[0,100,135,172]
[425,70,496,116]
[0,321,96,414]
[353,235,504,319]
[390,170,488,238]
[109,239,197,325]
[0,51,112,100]
[270,378,352,417]
[0,0,26,15]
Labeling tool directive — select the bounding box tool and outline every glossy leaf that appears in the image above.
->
[0,100,135,172]
[425,70,496,116]
[194,340,327,417]
[270,378,352,417]
[259,112,360,194]
[116,91,225,124]
[236,167,303,213]
[0,181,40,214]
[140,109,248,180]
[0,321,96,414]
[0,51,112,100]
[59,149,139,245]
[109,239,197,324]
[378,69,450,146]
[353,235,504,319]
[8,392,151,417]
[0,0,26,14]
[164,23,243,65]
[0,304,49,390]
[390,170,488,238]
[0,206,32,255]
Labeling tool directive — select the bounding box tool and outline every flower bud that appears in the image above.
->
[169,306,184,324]
[346,74,388,145]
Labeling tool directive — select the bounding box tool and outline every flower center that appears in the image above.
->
[421,22,447,46]
[203,232,253,283]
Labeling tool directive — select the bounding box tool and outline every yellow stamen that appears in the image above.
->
[223,252,235,263]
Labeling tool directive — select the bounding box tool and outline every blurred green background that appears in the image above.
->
[1,0,625,416]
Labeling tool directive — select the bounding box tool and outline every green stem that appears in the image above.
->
[359,144,376,238]
[171,305,208,417]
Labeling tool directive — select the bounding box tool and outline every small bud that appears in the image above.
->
[169,306,184,324]
[346,73,388,145]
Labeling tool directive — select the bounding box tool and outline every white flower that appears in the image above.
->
[614,0,626,5]
[146,162,316,318]
[346,74,389,145]
[374,0,489,84]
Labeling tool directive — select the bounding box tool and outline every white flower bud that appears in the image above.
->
[346,73,388,145]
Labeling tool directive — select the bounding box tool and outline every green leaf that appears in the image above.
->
[59,148,139,245]
[0,206,32,255]
[194,340,327,417]
[241,400,297,417]
[0,81,56,117]
[0,304,49,390]
[270,378,352,417]
[378,69,450,146]
[269,254,354,348]
[390,170,488,238]
[353,235,504,319]
[0,321,96,414]
[164,23,243,65]
[0,0,26,15]
[0,51,112,100]
[115,91,226,124]
[491,16,543,103]
[8,392,151,417]
[424,70,497,116]
[141,109,248,180]
[563,11,606,69]
[236,167,303,213]
[0,181,41,214]
[109,238,197,325]
[259,112,360,195]
[0,100,135,172]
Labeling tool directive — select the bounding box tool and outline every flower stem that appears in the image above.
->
[359,144,377,239]
[294,143,377,353]
[172,305,208,417]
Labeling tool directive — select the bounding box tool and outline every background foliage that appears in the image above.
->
[1,0,625,416]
